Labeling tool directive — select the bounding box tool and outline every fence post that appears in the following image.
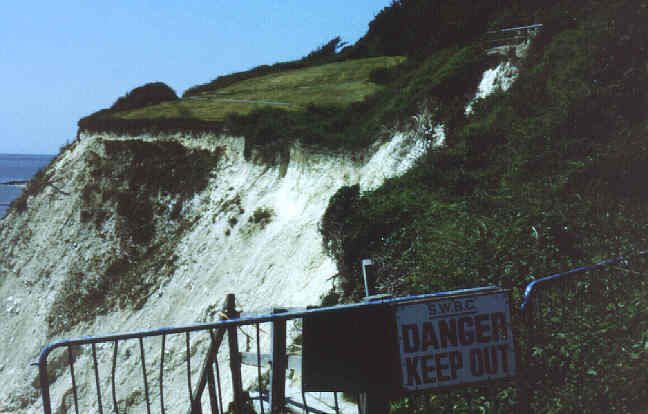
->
[358,392,389,414]
[517,297,534,414]
[191,295,230,413]
[270,308,287,414]
[226,294,244,413]
[39,355,52,414]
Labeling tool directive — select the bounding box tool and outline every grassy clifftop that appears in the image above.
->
[114,57,405,121]
[79,45,488,157]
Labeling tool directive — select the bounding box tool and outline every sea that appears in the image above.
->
[0,154,55,219]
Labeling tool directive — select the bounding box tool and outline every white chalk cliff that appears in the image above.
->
[0,122,439,413]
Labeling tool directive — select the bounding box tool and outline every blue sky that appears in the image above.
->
[1,1,389,155]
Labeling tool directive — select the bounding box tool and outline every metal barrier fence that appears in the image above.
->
[482,23,543,49]
[36,252,647,414]
[36,293,347,414]
[37,289,498,414]
[520,249,648,413]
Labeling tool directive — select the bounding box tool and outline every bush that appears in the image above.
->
[248,207,274,229]
[78,112,224,136]
[111,82,178,111]
[302,36,348,64]
[80,140,222,246]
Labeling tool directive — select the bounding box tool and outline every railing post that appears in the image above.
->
[39,354,52,414]
[226,294,244,414]
[518,297,534,414]
[270,308,287,414]
[358,392,388,414]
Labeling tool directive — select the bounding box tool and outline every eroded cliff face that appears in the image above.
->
[0,125,437,413]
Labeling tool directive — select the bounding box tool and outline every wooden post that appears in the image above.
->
[206,360,218,414]
[191,296,229,414]
[226,294,244,413]
[269,308,287,414]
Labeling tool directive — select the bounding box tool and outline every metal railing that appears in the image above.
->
[36,294,311,414]
[37,289,501,414]
[519,249,648,413]
[482,23,543,50]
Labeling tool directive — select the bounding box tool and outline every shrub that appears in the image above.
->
[79,140,222,246]
[78,112,224,136]
[248,207,275,229]
[116,190,154,245]
[302,36,348,64]
[111,82,178,111]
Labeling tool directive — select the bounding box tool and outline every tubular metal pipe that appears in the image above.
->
[39,353,52,414]
[139,338,152,414]
[214,352,224,414]
[301,388,309,414]
[111,341,119,414]
[92,344,104,414]
[186,332,193,407]
[68,346,80,414]
[256,323,265,414]
[521,250,648,312]
[160,334,166,414]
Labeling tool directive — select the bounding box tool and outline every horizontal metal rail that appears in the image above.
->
[240,353,302,373]
[521,249,648,312]
[36,286,501,366]
[500,23,543,32]
[487,24,544,33]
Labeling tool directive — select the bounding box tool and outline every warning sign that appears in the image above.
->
[396,290,516,391]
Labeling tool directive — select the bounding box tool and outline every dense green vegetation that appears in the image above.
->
[319,0,648,412]
[110,82,179,111]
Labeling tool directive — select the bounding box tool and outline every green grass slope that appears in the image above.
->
[115,57,405,121]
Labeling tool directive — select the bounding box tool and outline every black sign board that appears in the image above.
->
[302,287,516,395]
[302,306,401,392]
